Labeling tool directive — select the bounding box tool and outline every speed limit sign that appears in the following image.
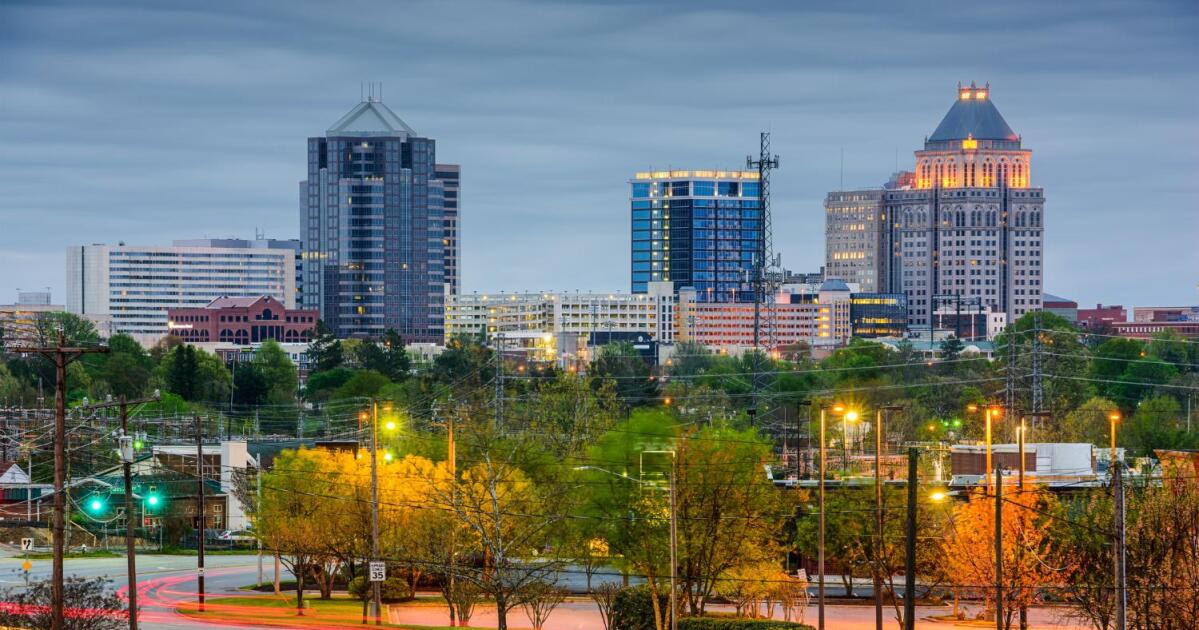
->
[368,561,386,582]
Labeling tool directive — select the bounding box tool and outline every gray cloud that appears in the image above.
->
[0,0,1196,307]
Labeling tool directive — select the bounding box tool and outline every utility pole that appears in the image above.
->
[818,406,827,630]
[994,466,1003,630]
[668,456,678,630]
[903,448,917,630]
[7,334,107,630]
[369,401,382,625]
[1113,462,1127,630]
[195,415,206,612]
[83,393,160,630]
[494,335,504,430]
[447,406,457,627]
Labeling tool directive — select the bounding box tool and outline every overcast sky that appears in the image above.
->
[1,0,1196,309]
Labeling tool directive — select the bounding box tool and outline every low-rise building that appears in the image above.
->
[1076,303,1126,329]
[950,442,1102,488]
[167,296,318,345]
[1042,293,1078,322]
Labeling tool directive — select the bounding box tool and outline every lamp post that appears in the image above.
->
[818,403,853,630]
[1108,411,1121,474]
[967,404,1003,493]
[576,452,677,630]
[873,406,903,630]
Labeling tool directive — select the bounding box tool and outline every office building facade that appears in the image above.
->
[66,239,296,344]
[300,96,455,343]
[824,84,1045,329]
[630,170,762,302]
[167,295,318,345]
[435,164,462,297]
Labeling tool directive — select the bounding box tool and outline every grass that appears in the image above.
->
[176,594,460,629]
[25,549,121,560]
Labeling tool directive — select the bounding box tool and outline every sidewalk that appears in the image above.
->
[389,597,1088,630]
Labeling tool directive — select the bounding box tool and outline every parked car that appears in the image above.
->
[217,530,254,542]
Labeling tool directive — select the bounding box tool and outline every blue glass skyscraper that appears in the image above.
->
[629,170,762,302]
[300,96,452,343]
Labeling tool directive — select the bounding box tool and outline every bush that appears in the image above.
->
[610,585,670,630]
[348,576,412,603]
[679,618,814,630]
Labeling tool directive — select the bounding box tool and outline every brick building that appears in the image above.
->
[167,296,318,345]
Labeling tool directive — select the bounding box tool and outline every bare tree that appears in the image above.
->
[521,580,567,630]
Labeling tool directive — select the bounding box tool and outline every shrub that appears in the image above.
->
[679,618,814,630]
[610,585,670,630]
[348,575,412,603]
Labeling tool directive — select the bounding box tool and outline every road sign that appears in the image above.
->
[368,561,386,582]
[20,538,33,552]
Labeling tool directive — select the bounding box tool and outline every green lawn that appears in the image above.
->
[177,594,459,629]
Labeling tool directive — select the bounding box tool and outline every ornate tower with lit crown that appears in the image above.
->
[883,82,1045,329]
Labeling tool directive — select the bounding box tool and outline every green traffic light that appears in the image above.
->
[147,495,160,507]
[89,499,104,512]
[133,440,144,450]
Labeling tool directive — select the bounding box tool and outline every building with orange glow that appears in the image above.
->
[826,83,1045,330]
[675,280,854,352]
[887,82,1045,327]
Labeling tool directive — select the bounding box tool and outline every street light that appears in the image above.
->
[575,456,678,630]
[1108,411,1121,473]
[967,404,1003,493]
[817,402,854,630]
[872,405,903,630]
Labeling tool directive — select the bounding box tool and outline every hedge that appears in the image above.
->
[679,617,815,630]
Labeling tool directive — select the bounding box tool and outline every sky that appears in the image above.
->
[1,0,1196,309]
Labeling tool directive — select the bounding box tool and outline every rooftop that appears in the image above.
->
[928,82,1019,143]
[327,98,417,137]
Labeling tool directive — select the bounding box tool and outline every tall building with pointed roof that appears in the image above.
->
[825,83,1045,333]
[300,96,459,342]
[885,83,1044,329]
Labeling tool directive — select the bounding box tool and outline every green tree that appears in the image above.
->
[304,367,355,401]
[591,341,658,407]
[306,320,343,372]
[159,344,230,402]
[331,370,391,400]
[1052,397,1120,445]
[1124,395,1195,455]
[995,311,1090,414]
[255,339,298,403]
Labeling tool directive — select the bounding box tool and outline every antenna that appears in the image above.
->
[746,132,781,425]
[839,146,844,191]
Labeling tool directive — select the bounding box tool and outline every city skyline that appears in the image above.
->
[1,0,1196,312]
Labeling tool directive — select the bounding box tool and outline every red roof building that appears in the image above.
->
[167,296,318,345]
[1076,303,1126,329]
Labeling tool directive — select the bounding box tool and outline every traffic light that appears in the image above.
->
[86,495,107,515]
[133,432,145,451]
[144,485,163,511]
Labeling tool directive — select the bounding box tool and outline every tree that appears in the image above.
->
[159,344,230,402]
[943,487,1067,629]
[254,339,298,403]
[1124,395,1195,456]
[0,576,127,630]
[1123,473,1199,629]
[1051,488,1117,630]
[939,335,965,364]
[591,341,658,407]
[257,448,331,614]
[232,362,269,406]
[1054,397,1120,445]
[520,581,566,630]
[355,329,411,381]
[307,320,343,372]
[996,311,1090,414]
[508,373,622,456]
[92,333,152,399]
[331,370,391,400]
[426,436,574,630]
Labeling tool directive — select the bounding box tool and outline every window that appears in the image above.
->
[692,181,715,196]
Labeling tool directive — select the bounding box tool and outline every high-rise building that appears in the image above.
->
[630,170,762,302]
[887,83,1044,326]
[66,239,297,344]
[435,164,462,297]
[300,96,449,343]
[825,84,1045,328]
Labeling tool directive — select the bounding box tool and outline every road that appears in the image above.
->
[0,552,1087,629]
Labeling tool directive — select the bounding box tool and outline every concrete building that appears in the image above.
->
[629,170,762,302]
[1133,305,1199,323]
[888,83,1045,327]
[66,239,297,345]
[1,291,113,342]
[444,282,677,363]
[825,83,1045,329]
[1114,320,1199,340]
[300,95,457,343]
[677,280,856,352]
[824,189,885,292]
[167,296,318,345]
[951,442,1102,488]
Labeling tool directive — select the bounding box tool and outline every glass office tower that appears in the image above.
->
[301,96,446,343]
[629,170,761,302]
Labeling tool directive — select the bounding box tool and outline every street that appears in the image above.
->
[0,552,1087,629]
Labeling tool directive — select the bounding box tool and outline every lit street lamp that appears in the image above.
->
[1108,411,1121,473]
[817,403,854,630]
